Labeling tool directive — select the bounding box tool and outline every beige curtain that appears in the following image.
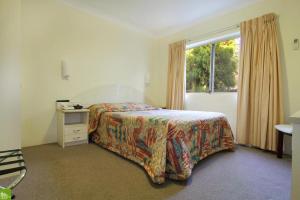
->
[236,13,284,151]
[166,40,186,110]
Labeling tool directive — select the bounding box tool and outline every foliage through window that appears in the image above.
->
[186,37,240,93]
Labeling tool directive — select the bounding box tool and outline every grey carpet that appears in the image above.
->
[0,144,291,200]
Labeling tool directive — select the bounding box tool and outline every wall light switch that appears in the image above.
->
[293,38,299,50]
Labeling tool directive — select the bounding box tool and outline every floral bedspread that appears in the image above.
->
[88,103,234,184]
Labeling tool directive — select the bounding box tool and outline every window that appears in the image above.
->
[186,36,240,93]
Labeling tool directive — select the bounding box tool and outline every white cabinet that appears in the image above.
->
[290,111,300,200]
[57,109,89,148]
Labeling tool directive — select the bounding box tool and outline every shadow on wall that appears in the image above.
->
[45,113,58,145]
[273,21,292,155]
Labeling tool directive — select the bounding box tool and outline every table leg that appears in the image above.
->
[277,131,284,158]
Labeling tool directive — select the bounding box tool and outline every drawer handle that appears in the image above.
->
[73,129,81,133]
[73,136,81,140]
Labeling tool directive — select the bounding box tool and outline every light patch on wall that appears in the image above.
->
[61,60,70,80]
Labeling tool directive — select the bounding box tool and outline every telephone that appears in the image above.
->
[56,101,84,110]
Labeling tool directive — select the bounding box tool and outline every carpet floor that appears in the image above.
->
[1,144,291,200]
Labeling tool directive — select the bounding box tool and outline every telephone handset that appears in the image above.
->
[56,101,84,110]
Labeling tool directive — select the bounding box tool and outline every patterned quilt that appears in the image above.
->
[88,103,234,184]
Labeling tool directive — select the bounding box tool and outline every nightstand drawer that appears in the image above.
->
[64,125,86,136]
[65,133,87,143]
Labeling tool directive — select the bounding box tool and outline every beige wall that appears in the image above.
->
[147,0,300,141]
[0,0,21,150]
[21,0,155,147]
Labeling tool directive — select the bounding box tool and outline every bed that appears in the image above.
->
[88,103,234,184]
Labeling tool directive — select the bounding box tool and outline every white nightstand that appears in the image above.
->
[57,109,89,148]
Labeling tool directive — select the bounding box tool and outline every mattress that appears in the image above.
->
[88,103,234,184]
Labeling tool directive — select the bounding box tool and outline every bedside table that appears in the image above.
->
[57,109,89,148]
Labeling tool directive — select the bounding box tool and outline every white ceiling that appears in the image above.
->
[62,0,262,37]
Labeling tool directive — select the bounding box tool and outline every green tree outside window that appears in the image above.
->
[186,38,239,93]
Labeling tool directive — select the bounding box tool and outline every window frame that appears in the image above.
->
[186,32,240,93]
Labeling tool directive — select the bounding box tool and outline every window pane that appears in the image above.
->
[214,38,239,92]
[186,44,211,93]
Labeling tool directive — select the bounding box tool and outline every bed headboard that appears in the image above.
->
[71,84,145,106]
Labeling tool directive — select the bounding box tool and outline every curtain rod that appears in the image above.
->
[187,24,240,43]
